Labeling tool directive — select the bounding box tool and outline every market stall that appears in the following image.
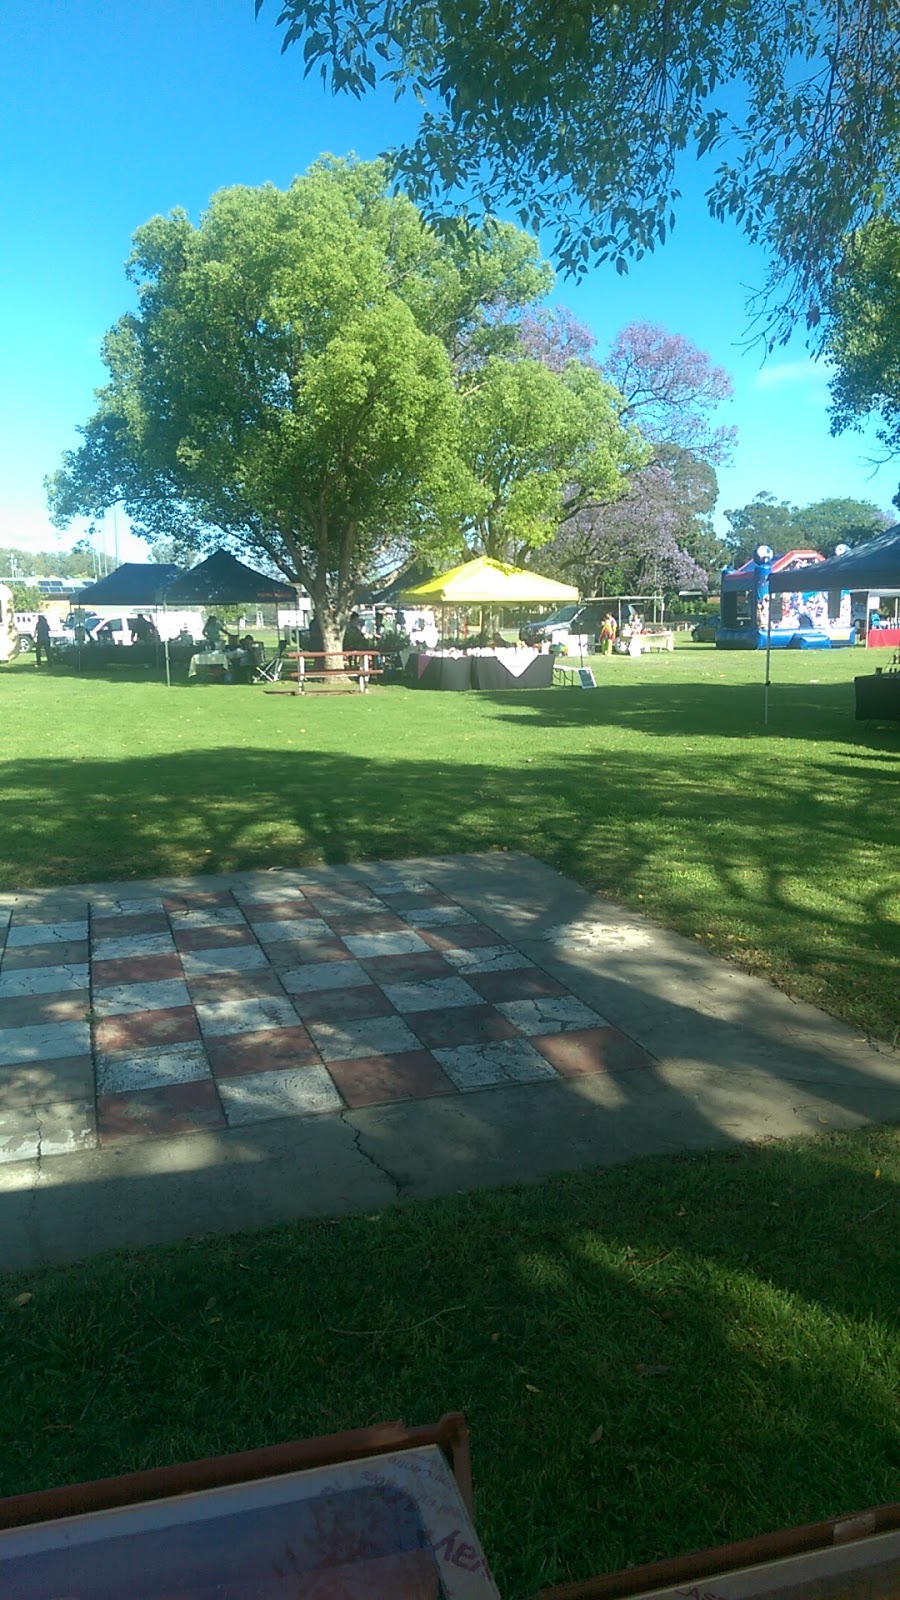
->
[400,558,576,690]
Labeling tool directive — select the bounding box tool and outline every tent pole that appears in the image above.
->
[764,585,773,727]
[164,600,171,688]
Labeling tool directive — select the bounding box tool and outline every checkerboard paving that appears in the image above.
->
[0,874,654,1162]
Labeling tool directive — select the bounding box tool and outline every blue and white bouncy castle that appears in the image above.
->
[717,545,856,650]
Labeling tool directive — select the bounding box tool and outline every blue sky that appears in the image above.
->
[1,0,897,568]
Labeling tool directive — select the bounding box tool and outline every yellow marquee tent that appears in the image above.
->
[399,557,578,606]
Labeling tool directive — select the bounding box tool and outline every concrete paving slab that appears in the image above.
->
[5,920,89,948]
[0,964,90,998]
[218,1064,343,1124]
[0,851,895,1272]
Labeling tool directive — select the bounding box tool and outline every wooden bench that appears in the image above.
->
[264,649,383,695]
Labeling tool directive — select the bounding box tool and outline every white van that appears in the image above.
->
[88,610,203,646]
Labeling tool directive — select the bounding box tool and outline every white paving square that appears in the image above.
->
[308,1015,422,1061]
[249,918,330,943]
[368,879,435,894]
[496,997,609,1035]
[442,945,533,974]
[165,907,247,929]
[195,995,299,1038]
[279,961,370,994]
[381,977,482,1013]
[91,979,191,1017]
[233,886,309,904]
[401,905,475,928]
[0,1102,96,1164]
[5,921,89,948]
[432,1039,556,1090]
[342,930,430,958]
[0,964,90,998]
[97,1042,212,1095]
[89,898,166,916]
[179,945,268,976]
[91,933,176,960]
[218,1065,342,1124]
[0,1021,91,1065]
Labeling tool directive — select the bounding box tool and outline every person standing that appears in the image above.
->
[599,614,617,655]
[203,614,223,648]
[34,613,52,666]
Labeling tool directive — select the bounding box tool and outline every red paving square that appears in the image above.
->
[262,937,351,969]
[98,1079,225,1144]
[324,911,407,934]
[289,984,396,1024]
[94,1006,200,1054]
[0,991,89,1029]
[359,952,455,983]
[533,1026,653,1077]
[186,971,286,1004]
[172,924,257,953]
[207,1025,319,1079]
[164,891,236,912]
[406,1004,520,1049]
[326,1049,455,1108]
[91,913,170,938]
[419,924,502,952]
[93,953,183,988]
[0,940,88,971]
[467,968,569,1003]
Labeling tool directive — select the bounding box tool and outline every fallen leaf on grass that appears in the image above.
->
[524,1383,542,1394]
[11,1292,33,1308]
[588,1425,604,1445]
[635,1363,671,1378]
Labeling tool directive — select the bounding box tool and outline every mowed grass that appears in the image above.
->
[3,645,898,1037]
[2,1131,898,1595]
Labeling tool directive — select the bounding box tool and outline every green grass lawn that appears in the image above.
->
[2,651,898,1591]
[3,644,898,1038]
[2,1131,898,1595]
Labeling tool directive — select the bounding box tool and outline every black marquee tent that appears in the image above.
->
[75,550,298,685]
[75,563,182,606]
[767,523,900,595]
[162,550,297,606]
[763,523,900,724]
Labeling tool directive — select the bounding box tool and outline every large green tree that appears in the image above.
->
[259,0,900,344]
[452,355,648,563]
[723,491,891,567]
[46,160,553,650]
[827,215,900,465]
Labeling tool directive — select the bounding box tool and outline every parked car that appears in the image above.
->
[518,604,580,646]
[83,610,203,647]
[691,614,720,643]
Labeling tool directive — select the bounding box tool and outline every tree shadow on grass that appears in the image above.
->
[0,1133,896,1596]
[3,735,897,1034]
[481,678,900,748]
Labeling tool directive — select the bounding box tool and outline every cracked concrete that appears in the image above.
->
[339,1110,405,1200]
[1,852,897,1272]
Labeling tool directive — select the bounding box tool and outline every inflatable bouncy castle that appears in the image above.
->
[717,545,856,650]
